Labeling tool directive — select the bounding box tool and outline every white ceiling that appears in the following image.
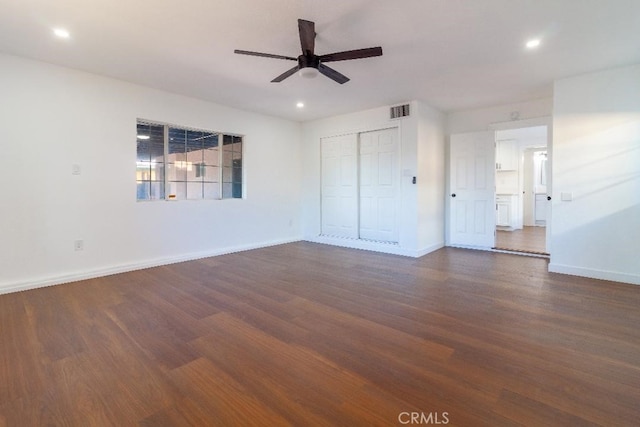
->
[1,0,639,122]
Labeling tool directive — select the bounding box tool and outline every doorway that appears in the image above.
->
[493,126,549,255]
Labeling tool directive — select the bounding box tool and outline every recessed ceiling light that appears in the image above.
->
[296,102,304,108]
[53,28,71,39]
[137,134,150,140]
[526,39,541,49]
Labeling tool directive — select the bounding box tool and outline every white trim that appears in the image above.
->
[488,116,551,130]
[0,238,301,295]
[318,122,401,141]
[548,263,640,286]
[415,242,446,258]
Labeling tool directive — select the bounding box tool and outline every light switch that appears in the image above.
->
[561,192,573,201]
[72,164,81,175]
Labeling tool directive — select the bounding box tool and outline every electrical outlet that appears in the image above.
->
[72,164,81,175]
[74,240,84,251]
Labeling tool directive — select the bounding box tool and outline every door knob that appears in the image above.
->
[547,196,551,201]
[451,193,456,197]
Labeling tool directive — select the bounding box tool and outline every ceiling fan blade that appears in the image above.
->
[319,47,383,62]
[234,50,297,61]
[318,63,350,84]
[298,19,315,56]
[271,65,300,82]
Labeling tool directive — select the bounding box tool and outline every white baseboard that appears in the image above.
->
[0,238,302,295]
[306,236,443,258]
[415,242,446,257]
[548,263,640,286]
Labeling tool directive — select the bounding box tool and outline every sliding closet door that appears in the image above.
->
[321,134,359,238]
[359,128,400,242]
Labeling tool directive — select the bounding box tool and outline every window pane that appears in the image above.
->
[187,146,202,163]
[222,183,232,198]
[232,182,242,199]
[204,182,220,200]
[150,162,164,181]
[187,182,203,200]
[150,143,164,161]
[168,128,186,162]
[203,166,219,182]
[233,146,242,160]
[136,141,150,162]
[222,166,232,183]
[232,166,242,184]
[166,163,187,181]
[167,181,186,200]
[137,181,150,200]
[203,134,219,149]
[186,130,202,163]
[150,181,165,200]
[204,143,219,166]
[221,135,243,199]
[137,122,165,201]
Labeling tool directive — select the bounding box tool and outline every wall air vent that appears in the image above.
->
[390,104,410,119]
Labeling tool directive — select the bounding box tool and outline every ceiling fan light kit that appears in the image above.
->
[234,19,383,84]
[299,67,319,79]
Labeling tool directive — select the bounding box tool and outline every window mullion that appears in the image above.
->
[164,125,169,201]
[218,133,223,199]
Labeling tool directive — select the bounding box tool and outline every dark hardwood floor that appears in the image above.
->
[495,226,547,254]
[2,242,640,426]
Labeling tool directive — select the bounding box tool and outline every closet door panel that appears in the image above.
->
[359,128,400,243]
[321,134,359,238]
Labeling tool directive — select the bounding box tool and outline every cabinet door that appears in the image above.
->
[496,140,518,171]
[535,194,547,222]
[496,202,511,226]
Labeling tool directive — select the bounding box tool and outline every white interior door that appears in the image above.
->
[449,131,496,248]
[321,134,358,238]
[359,128,400,242]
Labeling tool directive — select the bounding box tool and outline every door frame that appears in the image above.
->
[489,116,552,254]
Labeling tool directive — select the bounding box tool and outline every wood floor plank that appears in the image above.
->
[1,242,640,426]
[169,357,291,427]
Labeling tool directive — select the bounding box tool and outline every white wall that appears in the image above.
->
[0,53,303,293]
[416,101,446,252]
[300,100,445,256]
[447,98,553,134]
[550,64,640,285]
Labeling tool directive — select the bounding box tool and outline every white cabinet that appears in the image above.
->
[496,140,519,171]
[535,194,547,225]
[496,194,517,228]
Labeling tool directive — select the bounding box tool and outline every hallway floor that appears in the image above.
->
[495,226,547,254]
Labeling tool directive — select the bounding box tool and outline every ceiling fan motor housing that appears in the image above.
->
[298,54,320,69]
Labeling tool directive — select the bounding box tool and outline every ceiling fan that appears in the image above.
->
[234,19,383,84]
